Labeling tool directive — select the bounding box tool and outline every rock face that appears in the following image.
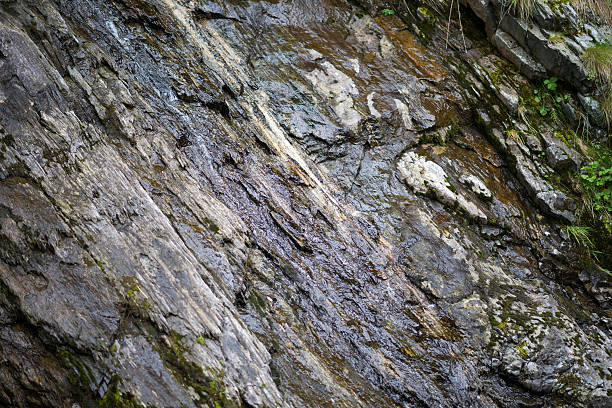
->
[0,0,610,407]
[462,0,608,92]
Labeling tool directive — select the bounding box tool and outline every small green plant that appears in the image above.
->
[554,94,572,104]
[525,79,568,121]
[196,336,205,346]
[539,105,550,116]
[581,152,612,213]
[533,89,541,103]
[381,8,395,15]
[505,128,526,144]
[549,33,564,44]
[564,225,594,248]
[572,145,612,272]
[532,88,550,116]
[544,77,558,91]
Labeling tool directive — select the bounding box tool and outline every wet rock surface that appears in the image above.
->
[0,0,610,407]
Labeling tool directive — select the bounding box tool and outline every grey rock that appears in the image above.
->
[525,134,543,153]
[496,83,520,112]
[561,100,579,124]
[545,144,573,170]
[535,191,577,222]
[464,0,497,37]
[559,3,582,32]
[467,0,598,94]
[492,30,547,80]
[533,3,556,31]
[578,93,608,128]
[574,32,595,51]
[398,152,487,221]
[0,1,609,407]
[541,131,581,170]
[305,60,362,130]
[507,142,577,222]
[459,174,493,200]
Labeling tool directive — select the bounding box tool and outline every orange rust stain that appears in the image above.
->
[378,18,447,81]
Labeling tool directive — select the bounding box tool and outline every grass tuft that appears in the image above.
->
[582,43,612,85]
[573,0,612,26]
[581,44,612,128]
[564,225,594,248]
[508,0,538,20]
[598,89,612,127]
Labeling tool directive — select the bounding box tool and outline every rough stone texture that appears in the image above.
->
[462,0,611,128]
[492,30,547,81]
[305,60,362,129]
[500,15,592,92]
[541,131,581,171]
[579,93,608,129]
[460,174,493,200]
[398,152,487,221]
[0,1,610,407]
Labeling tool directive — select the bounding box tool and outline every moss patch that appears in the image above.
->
[154,331,239,408]
[99,375,145,408]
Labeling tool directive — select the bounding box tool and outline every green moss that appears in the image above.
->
[196,336,206,346]
[2,176,29,185]
[121,277,150,317]
[421,131,446,146]
[548,33,564,44]
[445,176,457,193]
[557,372,582,391]
[248,290,267,318]
[489,314,508,331]
[56,347,148,407]
[203,217,221,234]
[155,331,239,407]
[57,348,94,389]
[399,346,419,358]
[0,133,14,146]
[488,69,504,86]
[516,341,529,358]
[594,365,612,380]
[416,6,435,25]
[100,375,144,408]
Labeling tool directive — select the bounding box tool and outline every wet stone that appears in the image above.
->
[0,0,610,407]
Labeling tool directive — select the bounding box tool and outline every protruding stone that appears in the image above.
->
[398,152,487,221]
[492,30,547,80]
[578,94,607,129]
[305,60,361,129]
[460,174,493,200]
[496,83,520,112]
